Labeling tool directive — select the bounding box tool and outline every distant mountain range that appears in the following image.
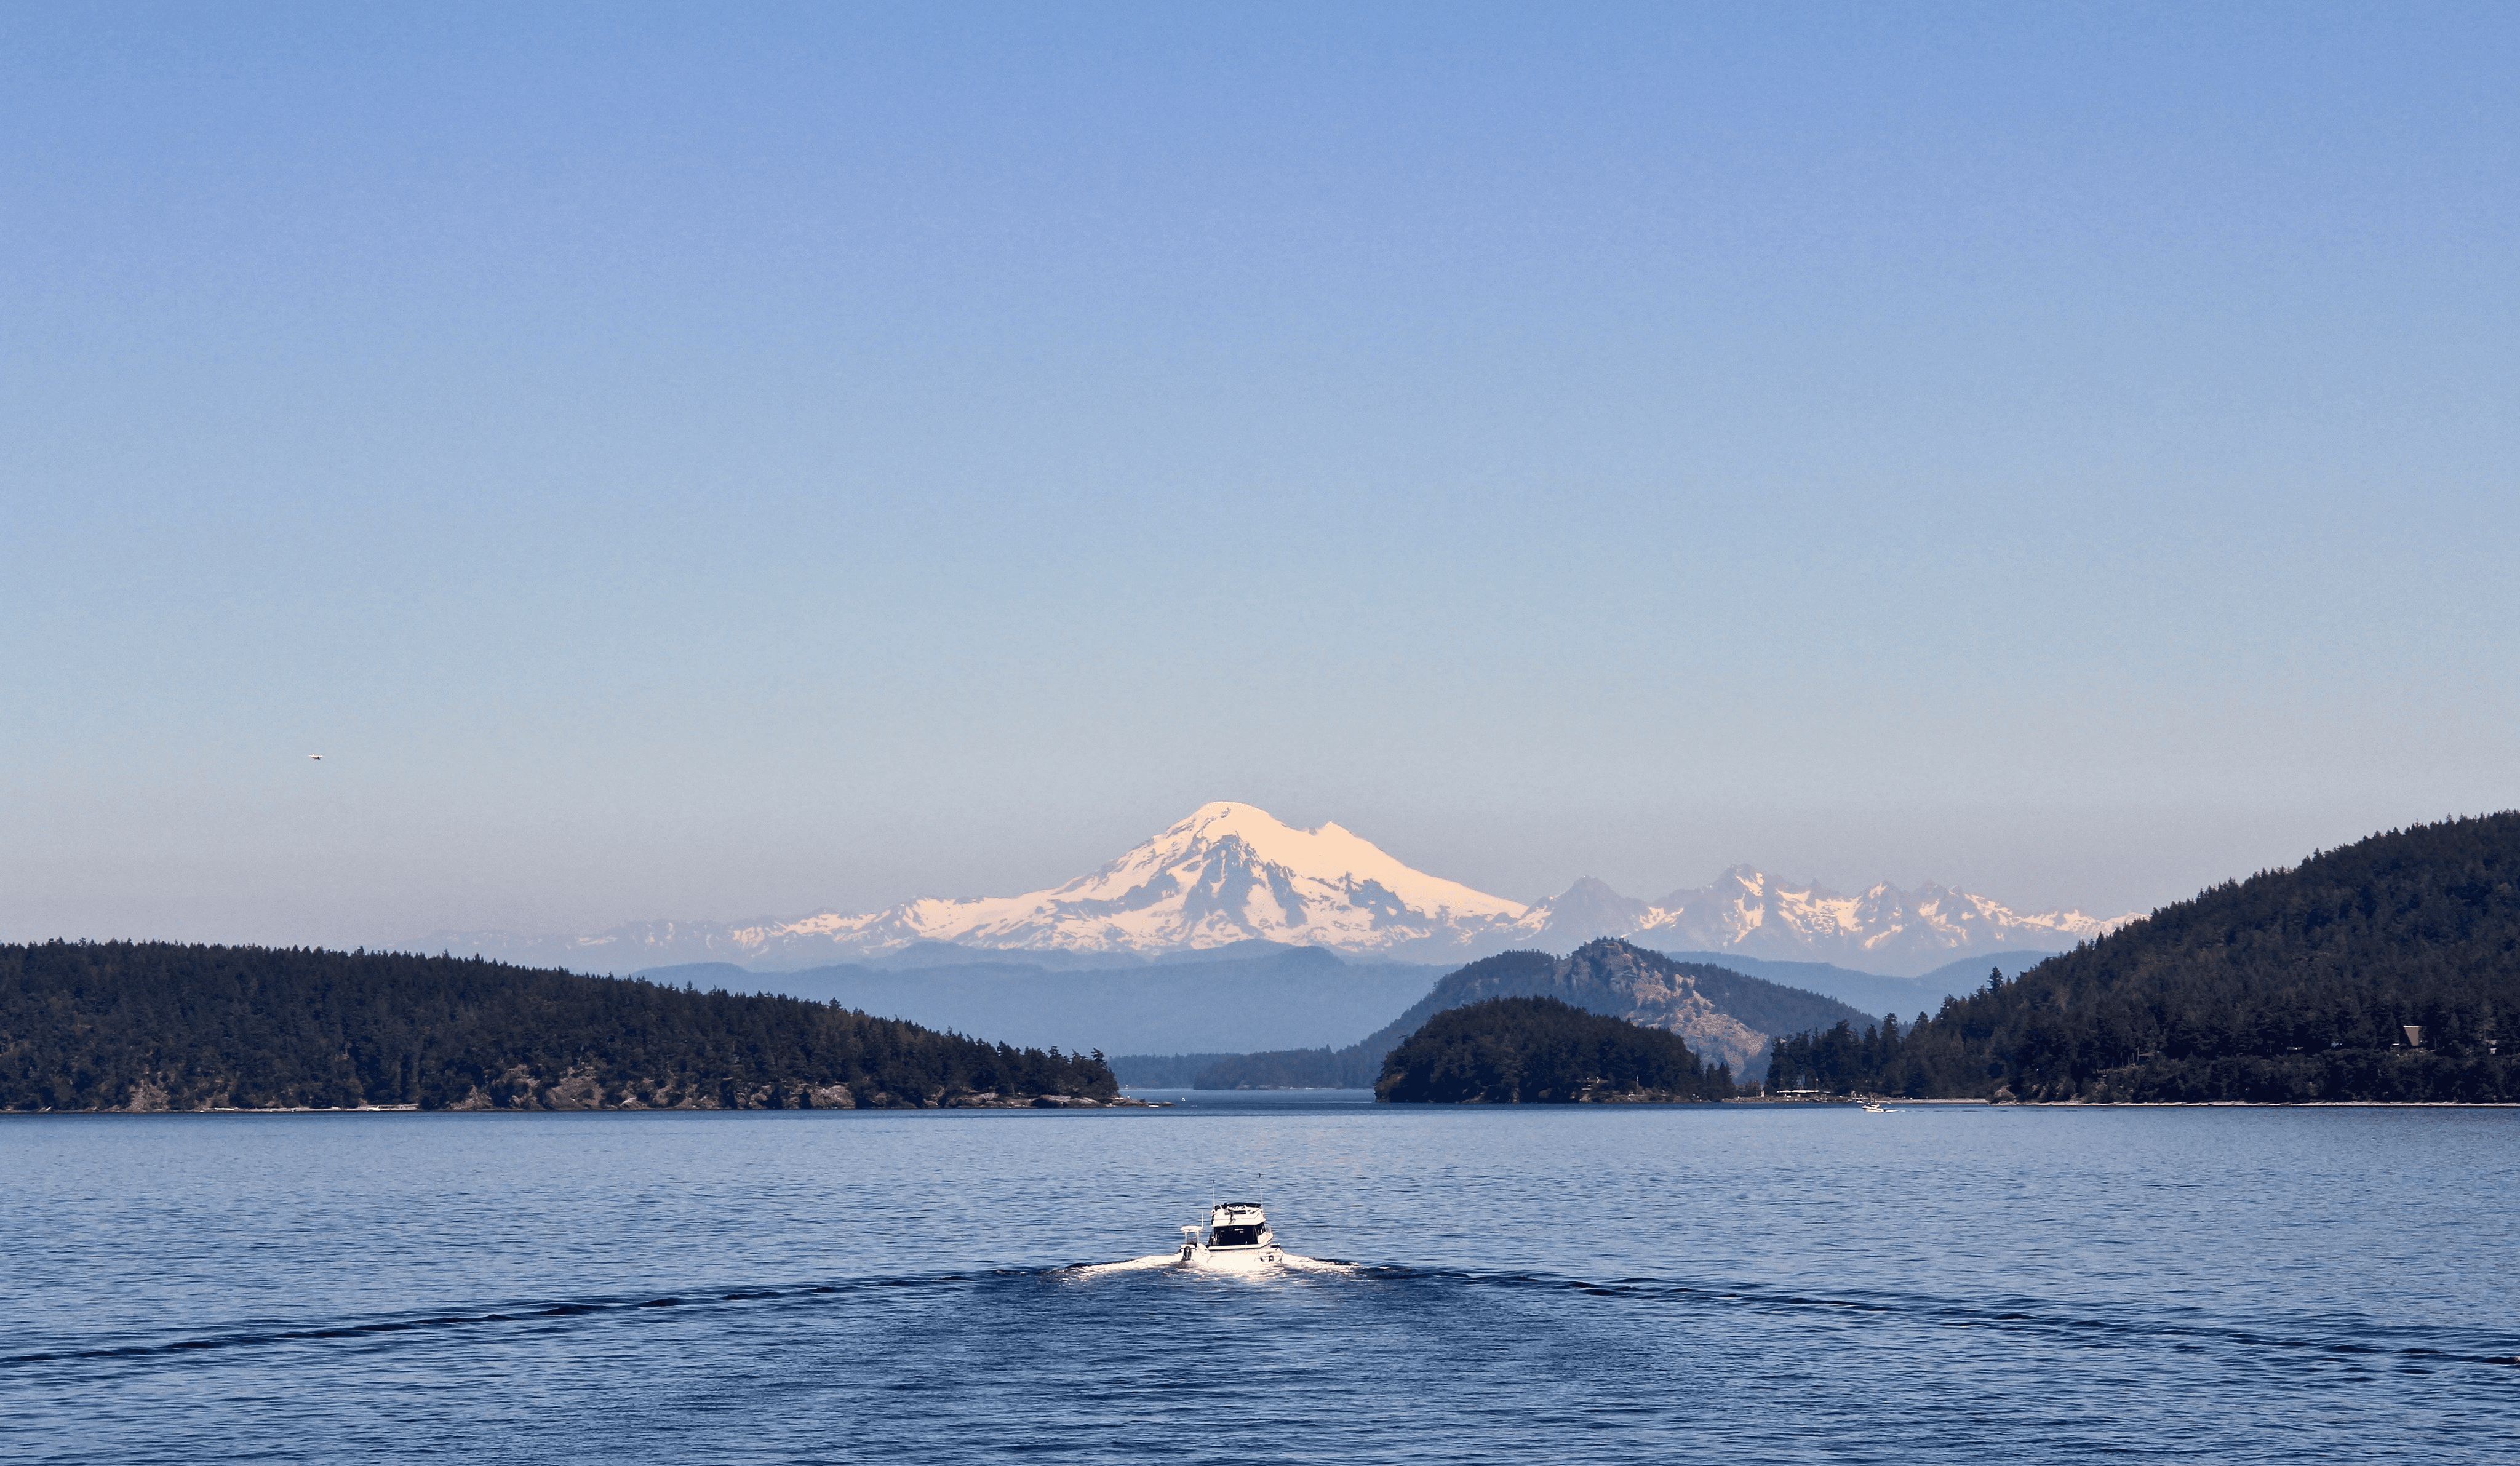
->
[1526,870,2123,976]
[423,802,2136,979]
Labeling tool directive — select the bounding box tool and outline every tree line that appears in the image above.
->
[0,941,1117,1111]
[1763,813,2520,1102]
[1376,995,1734,1103]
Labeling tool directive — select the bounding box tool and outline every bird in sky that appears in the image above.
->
[308,754,322,761]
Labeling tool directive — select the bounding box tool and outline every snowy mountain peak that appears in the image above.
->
[757,803,1535,963]
[421,806,2140,978]
[1708,864,1774,898]
[1164,801,1319,848]
[1522,877,1654,939]
[1052,802,1521,920]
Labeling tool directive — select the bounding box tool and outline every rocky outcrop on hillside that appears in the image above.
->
[1502,939,1768,1075]
[1186,939,1875,1089]
[1354,939,1798,1076]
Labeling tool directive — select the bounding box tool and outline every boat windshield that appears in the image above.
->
[1208,1224,1265,1248]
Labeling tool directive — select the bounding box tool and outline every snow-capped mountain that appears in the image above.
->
[422,802,2138,976]
[427,802,1529,971]
[1510,866,2133,976]
[787,801,1528,958]
[1512,876,1654,944]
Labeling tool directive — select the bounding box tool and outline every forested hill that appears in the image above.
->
[1376,996,1732,1103]
[1190,941,1867,1089]
[1768,814,2520,1103]
[0,942,1118,1112]
[1390,941,1867,1075]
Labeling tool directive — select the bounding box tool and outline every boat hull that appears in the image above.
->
[1178,1243,1285,1271]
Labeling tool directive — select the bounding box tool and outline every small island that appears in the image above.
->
[1374,995,1734,1104]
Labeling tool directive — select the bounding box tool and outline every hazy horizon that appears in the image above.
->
[7,4,2514,950]
[19,796,2500,956]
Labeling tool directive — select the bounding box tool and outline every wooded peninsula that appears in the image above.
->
[1766,815,2520,1103]
[0,942,1120,1112]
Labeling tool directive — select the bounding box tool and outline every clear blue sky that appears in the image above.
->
[5,2,2514,947]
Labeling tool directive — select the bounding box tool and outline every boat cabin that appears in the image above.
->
[1206,1202,1269,1249]
[1176,1199,1282,1266]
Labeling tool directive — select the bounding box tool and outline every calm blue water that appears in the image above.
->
[6,1094,2516,1463]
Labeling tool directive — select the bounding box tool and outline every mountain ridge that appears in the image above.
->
[424,802,2135,978]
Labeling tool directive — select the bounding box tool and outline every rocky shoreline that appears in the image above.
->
[421,1074,1165,1111]
[22,1091,1166,1114]
[38,1066,1163,1113]
[421,1064,1162,1112]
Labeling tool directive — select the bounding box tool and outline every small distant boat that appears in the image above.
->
[1860,1098,1893,1113]
[1177,1201,1285,1270]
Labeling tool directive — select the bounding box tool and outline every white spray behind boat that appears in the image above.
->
[1071,1197,1349,1276]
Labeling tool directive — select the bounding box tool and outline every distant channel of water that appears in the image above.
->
[5,1095,2515,1463]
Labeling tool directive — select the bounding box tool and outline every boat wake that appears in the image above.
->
[1070,1199,1351,1277]
[1068,1251,1353,1278]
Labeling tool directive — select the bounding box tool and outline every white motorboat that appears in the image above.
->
[1177,1201,1285,1270]
[1071,1198,1346,1277]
